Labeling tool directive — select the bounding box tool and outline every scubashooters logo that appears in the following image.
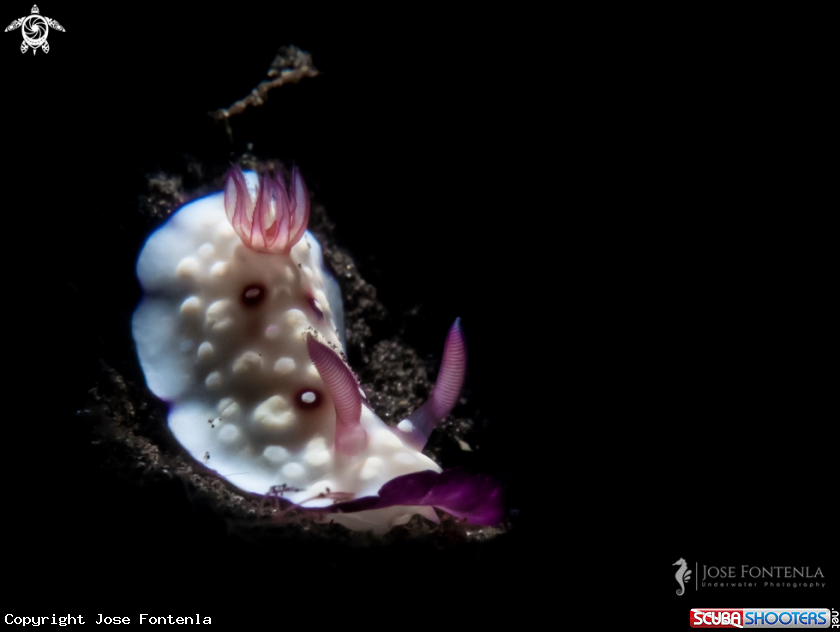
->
[690,608,833,628]
[4,5,65,54]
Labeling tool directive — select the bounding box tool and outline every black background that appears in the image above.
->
[4,3,835,623]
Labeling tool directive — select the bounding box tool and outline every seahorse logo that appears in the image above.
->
[673,558,692,596]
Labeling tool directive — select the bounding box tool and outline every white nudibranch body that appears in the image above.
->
[132,170,457,533]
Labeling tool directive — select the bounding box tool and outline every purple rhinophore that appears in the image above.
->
[399,318,467,451]
[306,334,366,456]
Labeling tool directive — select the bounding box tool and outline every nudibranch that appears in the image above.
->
[132,165,504,533]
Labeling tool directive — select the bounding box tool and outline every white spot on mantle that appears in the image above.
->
[205,371,222,389]
[263,445,290,463]
[197,341,214,359]
[232,351,263,374]
[274,357,295,375]
[281,462,305,479]
[180,296,201,315]
[253,396,294,429]
[176,257,200,277]
[218,424,239,443]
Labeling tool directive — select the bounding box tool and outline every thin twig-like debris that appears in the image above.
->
[209,45,320,136]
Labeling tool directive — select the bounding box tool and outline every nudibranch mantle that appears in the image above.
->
[132,168,497,533]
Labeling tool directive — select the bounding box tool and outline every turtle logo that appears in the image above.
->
[5,5,65,55]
